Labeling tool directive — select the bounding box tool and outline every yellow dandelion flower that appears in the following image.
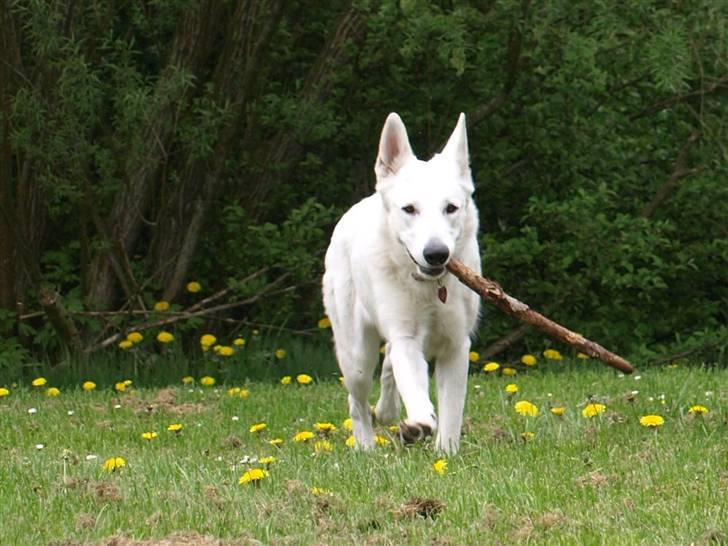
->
[502,367,517,376]
[314,440,333,453]
[156,331,174,343]
[342,418,353,431]
[521,354,537,366]
[275,348,287,360]
[239,468,269,485]
[521,431,535,441]
[375,435,390,446]
[239,389,250,399]
[514,400,539,417]
[249,423,267,434]
[268,438,284,447]
[293,431,315,443]
[388,425,398,433]
[103,457,126,472]
[186,281,201,293]
[82,381,96,392]
[468,351,480,363]
[550,406,567,416]
[640,415,664,428]
[114,381,128,392]
[688,405,709,415]
[0,387,9,397]
[345,435,356,448]
[182,376,194,385]
[543,349,563,360]
[314,422,337,433]
[213,345,223,354]
[280,376,292,385]
[119,339,134,350]
[200,376,216,387]
[228,387,241,396]
[126,332,143,344]
[432,459,447,475]
[153,300,170,312]
[505,383,518,394]
[167,423,183,433]
[123,379,132,386]
[200,334,217,347]
[318,317,332,329]
[141,431,158,440]
[217,346,235,357]
[46,387,60,397]
[233,337,246,347]
[483,361,500,373]
[296,374,313,385]
[582,403,606,418]
[259,456,276,466]
[311,487,330,496]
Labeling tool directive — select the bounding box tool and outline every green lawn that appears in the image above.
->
[1,359,726,545]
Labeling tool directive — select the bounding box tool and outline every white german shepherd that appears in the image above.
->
[322,113,481,454]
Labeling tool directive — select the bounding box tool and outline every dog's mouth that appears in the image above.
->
[405,249,447,280]
[416,265,445,278]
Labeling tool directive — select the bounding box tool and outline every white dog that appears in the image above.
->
[322,113,481,454]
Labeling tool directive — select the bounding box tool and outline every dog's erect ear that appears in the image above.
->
[375,113,414,180]
[441,113,471,182]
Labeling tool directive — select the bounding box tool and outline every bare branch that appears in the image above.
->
[447,259,635,374]
[641,129,702,219]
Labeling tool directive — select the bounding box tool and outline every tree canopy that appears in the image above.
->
[1,0,726,366]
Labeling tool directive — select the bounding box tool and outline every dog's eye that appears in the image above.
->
[401,205,416,215]
[445,203,459,214]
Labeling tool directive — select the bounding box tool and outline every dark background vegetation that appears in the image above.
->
[1,0,726,372]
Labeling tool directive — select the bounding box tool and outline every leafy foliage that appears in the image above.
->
[1,0,726,366]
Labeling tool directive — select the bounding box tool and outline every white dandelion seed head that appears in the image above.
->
[35,444,44,450]
[28,408,38,414]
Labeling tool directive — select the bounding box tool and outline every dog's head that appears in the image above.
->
[375,113,476,280]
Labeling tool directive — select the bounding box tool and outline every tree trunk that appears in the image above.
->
[84,0,224,310]
[0,1,21,311]
[150,0,285,300]
[245,4,369,215]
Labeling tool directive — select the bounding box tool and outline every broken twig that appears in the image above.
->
[447,259,635,374]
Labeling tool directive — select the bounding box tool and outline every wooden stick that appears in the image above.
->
[447,259,635,374]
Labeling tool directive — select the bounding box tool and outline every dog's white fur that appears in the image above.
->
[322,113,480,454]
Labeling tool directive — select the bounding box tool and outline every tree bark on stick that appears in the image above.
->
[447,259,635,374]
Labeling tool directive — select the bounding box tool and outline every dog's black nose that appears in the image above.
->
[423,240,450,266]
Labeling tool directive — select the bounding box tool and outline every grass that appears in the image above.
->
[1,352,727,545]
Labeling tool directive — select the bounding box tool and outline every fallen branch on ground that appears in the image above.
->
[447,259,635,374]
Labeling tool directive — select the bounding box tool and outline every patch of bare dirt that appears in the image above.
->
[395,496,446,519]
[124,388,206,416]
[92,481,123,502]
[576,470,612,488]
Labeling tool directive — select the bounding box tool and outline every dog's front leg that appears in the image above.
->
[434,339,470,454]
[389,337,437,442]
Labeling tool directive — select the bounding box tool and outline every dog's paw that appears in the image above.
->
[398,420,435,444]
